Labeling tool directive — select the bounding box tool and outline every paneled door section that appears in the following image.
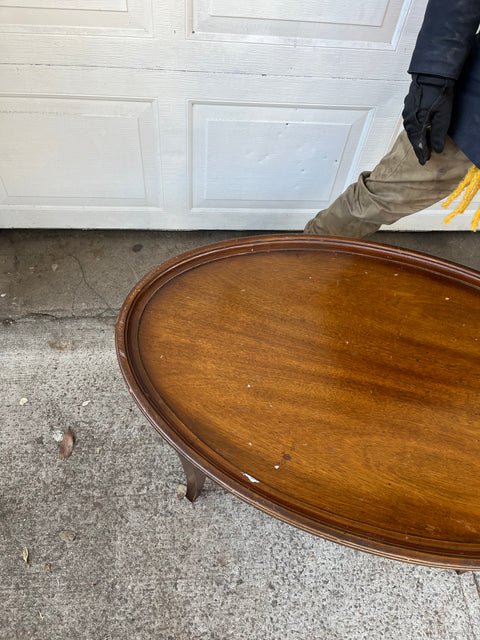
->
[1,0,467,230]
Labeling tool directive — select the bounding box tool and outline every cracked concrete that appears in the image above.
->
[1,229,480,640]
[0,230,264,321]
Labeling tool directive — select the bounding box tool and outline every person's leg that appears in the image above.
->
[304,130,472,238]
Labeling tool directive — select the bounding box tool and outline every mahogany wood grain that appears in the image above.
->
[116,235,480,569]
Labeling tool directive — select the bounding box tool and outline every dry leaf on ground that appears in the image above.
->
[60,427,74,459]
[22,547,30,568]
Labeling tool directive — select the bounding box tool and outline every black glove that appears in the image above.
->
[402,74,455,165]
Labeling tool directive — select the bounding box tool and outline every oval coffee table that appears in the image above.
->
[116,235,480,570]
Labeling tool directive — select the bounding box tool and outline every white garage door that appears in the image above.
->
[0,0,470,230]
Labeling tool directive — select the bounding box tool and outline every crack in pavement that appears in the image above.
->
[68,253,116,317]
[1,312,119,324]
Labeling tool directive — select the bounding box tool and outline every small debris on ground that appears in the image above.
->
[81,400,90,407]
[22,547,30,568]
[59,530,76,542]
[45,563,51,571]
[60,427,74,459]
[176,484,187,500]
[19,398,28,406]
[51,264,58,272]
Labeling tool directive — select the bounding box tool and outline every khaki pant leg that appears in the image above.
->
[304,130,473,238]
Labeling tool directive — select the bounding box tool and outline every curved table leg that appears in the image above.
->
[179,453,206,502]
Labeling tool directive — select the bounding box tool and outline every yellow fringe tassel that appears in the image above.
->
[442,165,480,231]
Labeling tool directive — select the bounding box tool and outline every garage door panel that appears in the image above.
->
[0,0,153,35]
[190,102,373,211]
[0,96,163,207]
[190,0,412,48]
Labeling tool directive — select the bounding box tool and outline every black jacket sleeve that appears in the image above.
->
[408,0,480,79]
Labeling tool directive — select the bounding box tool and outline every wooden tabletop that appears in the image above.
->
[116,235,480,569]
